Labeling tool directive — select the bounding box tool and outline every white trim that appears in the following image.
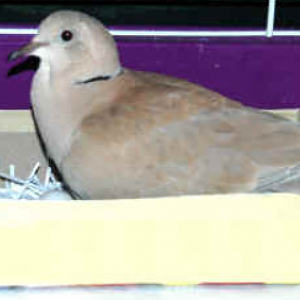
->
[1,28,300,38]
[266,0,277,37]
[0,28,37,35]
[111,29,300,37]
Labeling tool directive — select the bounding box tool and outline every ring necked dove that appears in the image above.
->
[8,10,300,199]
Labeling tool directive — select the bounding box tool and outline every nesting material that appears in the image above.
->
[0,162,70,200]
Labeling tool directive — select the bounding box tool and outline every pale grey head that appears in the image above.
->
[9,10,121,83]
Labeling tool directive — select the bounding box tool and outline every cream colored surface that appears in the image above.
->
[0,194,299,285]
[0,131,48,184]
[0,109,297,132]
[0,110,35,132]
[263,109,300,122]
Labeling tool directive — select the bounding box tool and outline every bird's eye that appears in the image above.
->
[61,30,73,42]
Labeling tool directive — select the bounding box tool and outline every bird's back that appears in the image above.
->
[61,69,300,199]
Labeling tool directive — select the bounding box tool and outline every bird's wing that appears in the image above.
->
[63,71,300,197]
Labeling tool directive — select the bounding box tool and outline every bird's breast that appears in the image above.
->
[31,65,82,167]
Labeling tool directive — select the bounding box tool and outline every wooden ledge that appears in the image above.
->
[0,194,299,285]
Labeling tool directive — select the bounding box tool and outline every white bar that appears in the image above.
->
[0,28,37,35]
[266,0,277,37]
[111,30,300,37]
[112,30,267,37]
[1,28,300,38]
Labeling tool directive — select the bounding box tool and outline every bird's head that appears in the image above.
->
[8,10,121,83]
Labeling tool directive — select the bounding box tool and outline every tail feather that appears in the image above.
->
[254,165,300,193]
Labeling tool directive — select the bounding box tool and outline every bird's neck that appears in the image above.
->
[31,62,98,167]
[74,67,124,85]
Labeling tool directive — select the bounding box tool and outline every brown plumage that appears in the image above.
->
[9,10,300,199]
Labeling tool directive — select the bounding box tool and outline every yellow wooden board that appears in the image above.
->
[0,194,299,286]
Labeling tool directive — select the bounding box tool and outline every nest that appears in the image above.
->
[0,162,70,200]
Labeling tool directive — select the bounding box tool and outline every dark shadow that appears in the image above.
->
[7,56,40,78]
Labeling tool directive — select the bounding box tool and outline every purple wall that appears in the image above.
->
[2,27,300,109]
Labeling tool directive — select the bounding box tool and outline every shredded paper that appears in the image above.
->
[0,162,64,200]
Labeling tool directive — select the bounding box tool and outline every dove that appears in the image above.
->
[8,10,300,199]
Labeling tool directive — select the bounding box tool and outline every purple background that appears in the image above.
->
[2,26,300,109]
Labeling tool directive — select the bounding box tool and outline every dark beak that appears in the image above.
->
[8,41,48,61]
